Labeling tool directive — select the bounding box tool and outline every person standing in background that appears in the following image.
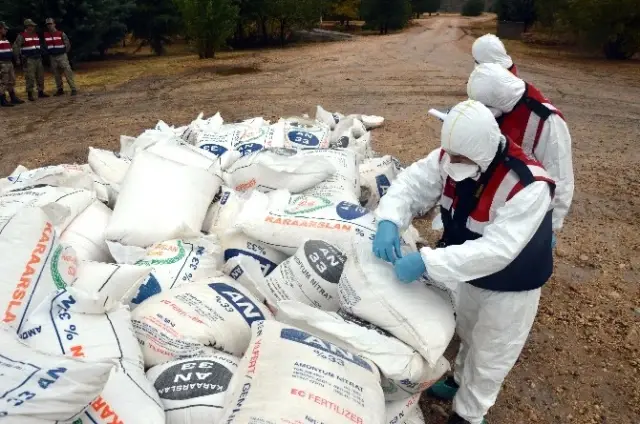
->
[0,21,24,107]
[44,18,77,96]
[13,19,49,101]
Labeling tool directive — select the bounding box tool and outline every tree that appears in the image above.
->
[461,0,484,17]
[495,0,536,31]
[560,0,640,59]
[361,0,412,34]
[129,0,182,55]
[329,0,360,25]
[266,0,323,46]
[411,0,441,18]
[0,0,134,60]
[174,0,239,58]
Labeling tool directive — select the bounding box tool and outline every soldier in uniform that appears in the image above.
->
[44,18,77,96]
[0,21,24,107]
[13,19,49,101]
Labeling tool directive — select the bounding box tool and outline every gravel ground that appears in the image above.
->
[1,14,639,424]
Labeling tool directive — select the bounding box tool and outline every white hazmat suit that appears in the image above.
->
[472,34,516,74]
[468,63,574,230]
[375,100,552,424]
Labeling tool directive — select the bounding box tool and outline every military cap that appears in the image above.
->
[45,18,55,24]
[24,19,37,27]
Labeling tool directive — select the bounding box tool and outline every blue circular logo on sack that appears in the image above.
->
[199,144,228,156]
[288,131,320,147]
[336,202,369,220]
[237,143,263,156]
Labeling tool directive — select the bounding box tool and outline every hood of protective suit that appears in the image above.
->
[467,63,525,114]
[472,34,513,69]
[441,100,503,172]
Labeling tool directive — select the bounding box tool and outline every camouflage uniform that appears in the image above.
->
[0,21,23,106]
[13,19,48,99]
[44,19,76,94]
[0,61,16,94]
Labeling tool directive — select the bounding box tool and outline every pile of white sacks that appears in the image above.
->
[0,105,456,424]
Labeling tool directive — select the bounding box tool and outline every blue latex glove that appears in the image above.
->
[373,220,402,263]
[394,252,426,283]
[551,233,557,249]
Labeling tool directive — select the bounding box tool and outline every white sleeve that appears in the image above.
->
[374,149,443,231]
[535,115,574,230]
[421,181,552,283]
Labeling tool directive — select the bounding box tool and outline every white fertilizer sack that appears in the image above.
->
[298,149,360,203]
[22,287,144,370]
[182,112,224,145]
[109,235,224,307]
[254,240,346,311]
[0,163,95,194]
[0,325,114,423]
[220,231,288,277]
[236,190,416,255]
[385,393,422,424]
[146,353,239,424]
[105,151,221,247]
[223,148,335,194]
[87,147,132,196]
[0,207,77,334]
[283,116,331,149]
[202,188,248,236]
[277,301,449,401]
[338,241,456,367]
[70,261,152,310]
[60,199,113,263]
[76,362,165,424]
[222,255,269,303]
[218,320,386,424]
[0,186,96,233]
[359,155,402,209]
[131,278,273,366]
[316,105,340,130]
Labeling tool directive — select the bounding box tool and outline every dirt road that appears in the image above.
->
[1,15,639,424]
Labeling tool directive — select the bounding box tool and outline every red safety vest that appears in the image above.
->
[439,140,554,235]
[497,83,565,158]
[20,32,41,57]
[44,31,66,55]
[0,39,12,61]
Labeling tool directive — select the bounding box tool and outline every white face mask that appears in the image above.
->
[444,161,481,182]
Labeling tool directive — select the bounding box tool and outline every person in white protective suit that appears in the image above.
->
[372,100,556,424]
[472,34,518,76]
[468,63,574,239]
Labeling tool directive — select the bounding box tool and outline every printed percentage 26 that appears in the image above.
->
[64,325,78,340]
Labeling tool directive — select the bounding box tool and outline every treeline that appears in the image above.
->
[490,0,639,59]
[0,0,440,61]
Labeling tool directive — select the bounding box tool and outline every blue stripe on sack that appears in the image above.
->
[208,283,265,326]
[280,328,373,372]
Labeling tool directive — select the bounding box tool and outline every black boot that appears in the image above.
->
[28,91,36,101]
[38,90,49,98]
[54,88,64,96]
[9,91,24,105]
[0,94,14,107]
